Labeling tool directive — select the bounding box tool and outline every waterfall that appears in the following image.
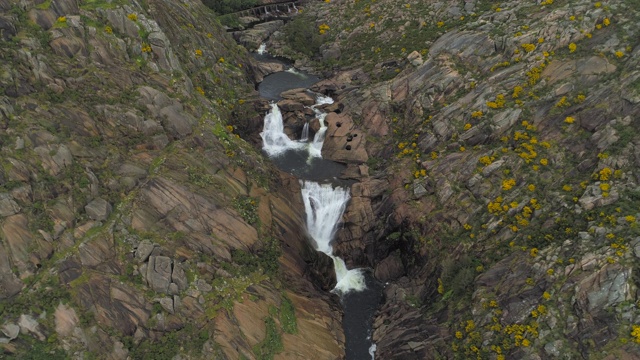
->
[309,111,327,158]
[261,95,334,158]
[260,103,306,156]
[257,43,266,55]
[301,181,366,293]
[308,95,333,158]
[300,122,309,142]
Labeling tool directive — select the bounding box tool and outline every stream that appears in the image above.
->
[257,65,383,360]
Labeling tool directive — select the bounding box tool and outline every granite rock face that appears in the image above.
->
[0,0,344,358]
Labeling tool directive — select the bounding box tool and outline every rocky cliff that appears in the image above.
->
[0,0,344,359]
[266,0,640,358]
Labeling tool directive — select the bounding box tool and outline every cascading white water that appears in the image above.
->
[260,103,306,156]
[301,181,366,293]
[257,43,266,55]
[308,95,333,158]
[286,67,307,78]
[300,122,309,142]
[261,95,333,158]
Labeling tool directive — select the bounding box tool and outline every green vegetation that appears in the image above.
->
[202,0,259,15]
[279,294,298,334]
[5,338,68,360]
[252,317,283,360]
[282,15,325,58]
[231,236,281,277]
[233,195,259,225]
[128,324,209,360]
[0,275,70,318]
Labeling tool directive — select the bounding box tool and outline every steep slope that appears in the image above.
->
[0,0,343,359]
[271,0,640,358]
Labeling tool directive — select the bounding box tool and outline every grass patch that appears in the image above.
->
[279,294,297,334]
[252,317,283,360]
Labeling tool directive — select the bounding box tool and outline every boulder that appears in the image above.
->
[0,246,22,299]
[322,112,368,163]
[135,240,154,262]
[0,15,16,41]
[0,193,20,217]
[159,104,195,139]
[2,214,38,275]
[171,262,188,291]
[34,144,73,176]
[575,264,632,312]
[280,88,316,106]
[50,35,87,58]
[374,252,405,281]
[1,322,19,343]
[78,234,117,271]
[54,303,79,337]
[250,60,286,83]
[145,256,172,293]
[18,314,45,341]
[85,198,112,221]
[277,99,304,112]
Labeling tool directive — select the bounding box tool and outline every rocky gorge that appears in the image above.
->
[2,0,640,359]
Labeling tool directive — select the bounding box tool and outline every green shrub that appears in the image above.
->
[282,16,324,58]
[202,0,259,15]
[253,317,283,360]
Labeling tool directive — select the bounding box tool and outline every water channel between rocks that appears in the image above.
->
[257,68,383,360]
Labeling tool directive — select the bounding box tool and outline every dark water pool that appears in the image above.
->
[342,272,384,360]
[267,148,347,183]
[258,70,320,100]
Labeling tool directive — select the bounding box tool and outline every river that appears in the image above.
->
[258,66,383,360]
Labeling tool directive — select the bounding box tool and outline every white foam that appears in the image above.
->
[301,181,366,294]
[260,103,306,156]
[368,343,377,360]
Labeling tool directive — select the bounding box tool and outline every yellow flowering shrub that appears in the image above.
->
[318,23,330,34]
[471,110,483,118]
[487,94,506,109]
[512,85,523,98]
[568,43,577,53]
[521,43,535,53]
[502,178,516,190]
[631,325,640,343]
[479,156,495,166]
[598,167,612,181]
[555,96,569,107]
